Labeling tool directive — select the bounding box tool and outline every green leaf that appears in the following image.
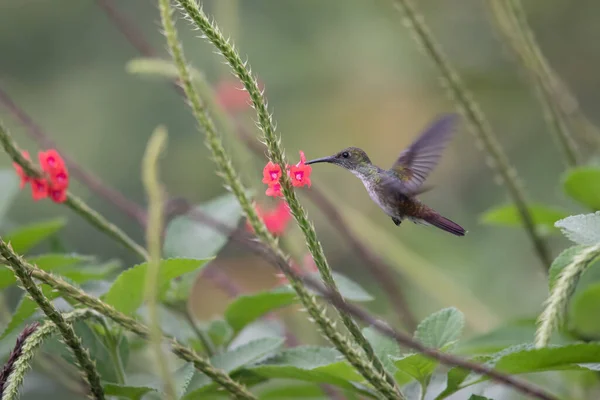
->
[549,245,590,289]
[433,355,494,399]
[563,167,600,210]
[555,212,600,245]
[164,193,243,259]
[392,353,437,387]
[174,362,196,398]
[480,203,568,232]
[0,285,61,339]
[303,271,374,302]
[224,289,297,333]
[415,307,465,349]
[570,282,600,338]
[103,258,210,315]
[362,326,401,372]
[0,169,20,225]
[60,261,121,284]
[257,383,333,399]
[205,319,234,348]
[469,396,493,400]
[184,338,285,397]
[103,383,156,400]
[0,253,94,290]
[5,218,67,254]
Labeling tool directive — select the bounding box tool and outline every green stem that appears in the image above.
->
[535,244,600,348]
[388,0,552,271]
[0,242,105,400]
[487,0,578,167]
[182,307,216,357]
[141,125,177,400]
[2,241,255,399]
[98,318,127,385]
[0,120,149,261]
[164,0,402,398]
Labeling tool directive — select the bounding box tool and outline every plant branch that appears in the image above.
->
[387,0,552,271]
[0,242,105,400]
[0,87,147,226]
[535,244,600,348]
[0,323,40,398]
[0,119,149,261]
[174,2,401,395]
[141,125,177,399]
[161,0,402,397]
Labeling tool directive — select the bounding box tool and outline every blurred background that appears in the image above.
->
[1,0,600,397]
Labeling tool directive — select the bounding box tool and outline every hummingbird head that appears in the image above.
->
[305,147,372,172]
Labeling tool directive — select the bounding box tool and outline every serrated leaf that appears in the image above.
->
[548,245,590,290]
[303,271,374,302]
[0,253,94,290]
[164,193,243,259]
[103,258,210,315]
[362,326,401,372]
[480,203,568,232]
[103,383,156,400]
[0,169,20,225]
[5,218,67,254]
[555,212,600,245]
[184,338,284,397]
[415,307,464,349]
[392,353,438,387]
[0,285,60,339]
[569,282,600,338]
[563,167,600,210]
[224,289,297,333]
[174,362,196,398]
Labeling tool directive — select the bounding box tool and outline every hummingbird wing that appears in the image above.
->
[389,113,458,193]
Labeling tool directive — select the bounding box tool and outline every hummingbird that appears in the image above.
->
[305,114,466,236]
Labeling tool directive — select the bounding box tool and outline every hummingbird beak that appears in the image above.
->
[305,156,334,165]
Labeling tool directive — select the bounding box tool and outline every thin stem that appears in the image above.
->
[181,202,559,400]
[141,125,177,400]
[0,241,105,400]
[0,87,147,226]
[486,1,578,167]
[0,242,256,400]
[0,119,149,261]
[535,244,600,348]
[182,307,216,357]
[0,323,40,397]
[174,2,401,395]
[161,0,401,397]
[1,310,97,400]
[387,0,552,271]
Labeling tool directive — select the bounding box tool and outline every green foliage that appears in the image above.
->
[363,326,401,373]
[4,218,67,254]
[303,271,374,302]
[555,212,600,246]
[569,282,600,338]
[1,285,60,340]
[225,290,297,333]
[102,258,210,315]
[548,245,590,289]
[563,167,600,210]
[415,307,464,349]
[480,203,568,233]
[0,168,19,223]
[103,383,156,400]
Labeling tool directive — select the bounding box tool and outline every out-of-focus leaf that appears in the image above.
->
[60,261,121,284]
[549,245,590,289]
[563,167,600,210]
[163,193,243,259]
[570,282,600,338]
[480,203,568,232]
[0,285,60,339]
[257,383,333,399]
[5,218,67,254]
[469,396,493,400]
[0,253,95,290]
[0,169,20,224]
[103,258,209,315]
[555,212,600,245]
[415,307,464,350]
[103,383,156,400]
[126,57,205,82]
[205,318,234,348]
[303,271,374,302]
[184,338,285,397]
[363,326,401,373]
[224,289,297,333]
[392,353,437,387]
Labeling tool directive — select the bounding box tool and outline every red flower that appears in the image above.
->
[277,253,319,286]
[288,151,312,188]
[30,178,48,201]
[13,151,31,189]
[302,254,318,274]
[262,161,282,185]
[38,150,65,174]
[249,201,292,236]
[214,78,266,113]
[48,188,67,203]
[265,183,282,198]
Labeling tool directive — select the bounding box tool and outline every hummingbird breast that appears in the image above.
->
[360,175,420,220]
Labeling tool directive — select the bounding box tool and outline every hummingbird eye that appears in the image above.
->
[342,152,349,158]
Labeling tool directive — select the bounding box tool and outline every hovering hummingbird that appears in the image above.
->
[305,114,466,236]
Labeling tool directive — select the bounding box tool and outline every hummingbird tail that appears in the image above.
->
[423,213,466,236]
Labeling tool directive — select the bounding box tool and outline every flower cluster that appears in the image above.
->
[262,151,312,197]
[247,200,292,236]
[13,149,69,203]
[277,253,319,286]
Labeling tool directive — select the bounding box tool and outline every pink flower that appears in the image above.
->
[249,201,292,236]
[288,151,312,188]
